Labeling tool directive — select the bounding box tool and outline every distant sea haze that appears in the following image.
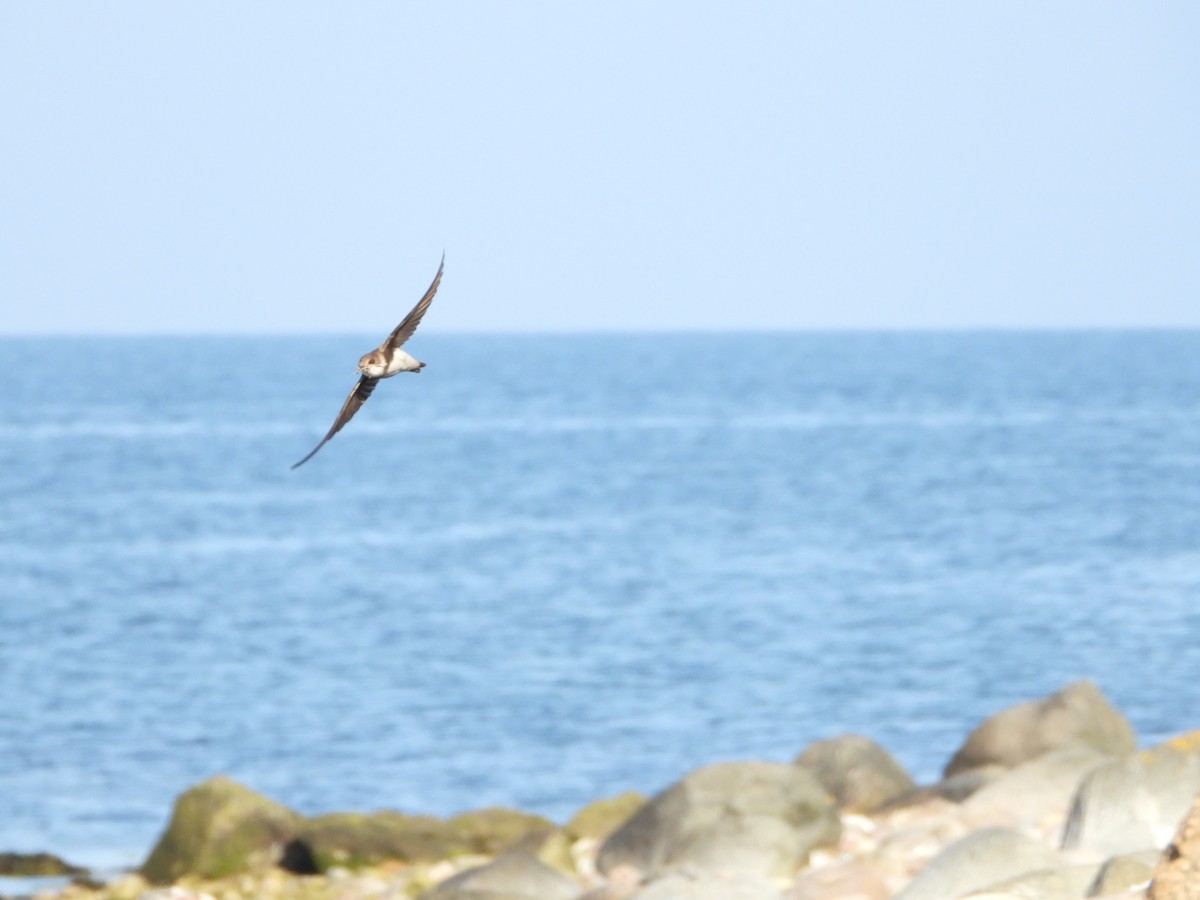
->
[1,331,1198,868]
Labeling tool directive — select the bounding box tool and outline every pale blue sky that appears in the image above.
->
[2,3,1197,334]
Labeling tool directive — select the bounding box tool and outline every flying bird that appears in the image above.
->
[292,255,444,469]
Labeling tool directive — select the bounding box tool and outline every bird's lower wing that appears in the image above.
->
[291,376,379,469]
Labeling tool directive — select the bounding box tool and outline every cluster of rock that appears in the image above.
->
[0,854,85,879]
[25,680,1200,900]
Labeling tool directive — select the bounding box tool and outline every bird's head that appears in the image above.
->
[358,352,387,378]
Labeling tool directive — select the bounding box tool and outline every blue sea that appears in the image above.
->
[2,332,1199,871]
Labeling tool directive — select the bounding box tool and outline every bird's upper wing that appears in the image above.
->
[291,376,380,469]
[383,254,444,351]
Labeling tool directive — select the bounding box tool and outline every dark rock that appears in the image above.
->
[944,680,1135,778]
[0,852,85,877]
[424,850,580,899]
[1063,732,1200,858]
[140,776,302,884]
[278,838,320,874]
[597,761,840,880]
[794,733,917,812]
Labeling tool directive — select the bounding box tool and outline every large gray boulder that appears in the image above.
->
[944,681,1135,778]
[597,761,840,880]
[893,827,1065,900]
[959,746,1112,829]
[424,850,580,899]
[794,734,916,812]
[140,776,302,883]
[1063,732,1200,858]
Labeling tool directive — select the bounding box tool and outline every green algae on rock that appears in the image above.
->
[297,810,465,870]
[565,791,648,843]
[140,776,302,884]
[0,851,86,876]
[294,807,556,872]
[445,807,556,855]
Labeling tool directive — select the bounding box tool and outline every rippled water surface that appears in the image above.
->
[2,332,1199,867]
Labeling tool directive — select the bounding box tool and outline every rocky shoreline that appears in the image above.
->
[12,680,1200,900]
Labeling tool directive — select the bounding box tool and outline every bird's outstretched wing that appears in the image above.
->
[291,376,380,469]
[383,253,444,351]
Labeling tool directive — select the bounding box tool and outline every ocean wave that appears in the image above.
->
[2,404,1198,442]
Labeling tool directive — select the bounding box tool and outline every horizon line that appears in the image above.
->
[3,323,1200,340]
